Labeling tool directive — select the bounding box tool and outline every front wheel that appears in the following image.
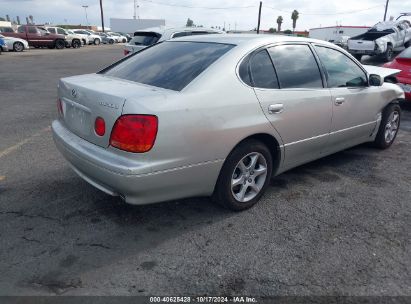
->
[13,41,24,52]
[384,45,394,62]
[72,39,81,48]
[55,39,65,49]
[374,104,401,149]
[109,39,114,44]
[94,38,100,45]
[213,140,273,211]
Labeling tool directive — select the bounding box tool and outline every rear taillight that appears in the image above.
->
[110,115,158,153]
[124,49,130,56]
[57,98,63,117]
[94,117,106,136]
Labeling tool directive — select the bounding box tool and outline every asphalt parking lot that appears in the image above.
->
[0,45,410,296]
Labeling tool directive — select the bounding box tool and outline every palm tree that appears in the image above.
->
[291,10,299,34]
[276,16,283,32]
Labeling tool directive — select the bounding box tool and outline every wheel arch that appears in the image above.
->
[226,133,282,176]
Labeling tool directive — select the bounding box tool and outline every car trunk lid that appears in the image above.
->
[58,74,162,148]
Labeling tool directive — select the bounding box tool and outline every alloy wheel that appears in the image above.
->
[384,111,399,144]
[231,152,268,203]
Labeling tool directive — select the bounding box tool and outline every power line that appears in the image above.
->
[264,4,385,15]
[139,0,385,16]
[139,0,255,10]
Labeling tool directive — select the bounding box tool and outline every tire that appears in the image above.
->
[212,139,273,211]
[404,41,410,48]
[122,38,127,43]
[373,103,401,149]
[82,39,86,45]
[55,39,65,49]
[72,39,81,48]
[384,45,394,62]
[94,38,100,45]
[13,41,24,52]
[354,54,362,61]
[109,39,114,44]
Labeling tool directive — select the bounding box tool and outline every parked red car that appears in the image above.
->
[383,47,411,101]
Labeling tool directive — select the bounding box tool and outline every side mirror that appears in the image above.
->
[369,74,383,86]
[45,32,50,36]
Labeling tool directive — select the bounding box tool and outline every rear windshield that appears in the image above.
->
[102,41,235,91]
[131,32,161,46]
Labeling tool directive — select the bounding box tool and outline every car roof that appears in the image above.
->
[169,33,335,48]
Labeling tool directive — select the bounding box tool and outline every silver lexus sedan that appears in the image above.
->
[52,35,404,211]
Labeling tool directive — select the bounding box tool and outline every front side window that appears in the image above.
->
[314,46,367,87]
[48,28,56,33]
[102,41,234,91]
[268,44,323,89]
[28,27,37,34]
[17,26,25,33]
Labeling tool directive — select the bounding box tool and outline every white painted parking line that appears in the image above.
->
[0,126,50,159]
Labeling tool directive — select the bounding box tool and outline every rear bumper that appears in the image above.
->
[52,120,222,205]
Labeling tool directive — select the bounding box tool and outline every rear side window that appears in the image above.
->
[103,41,234,91]
[268,44,323,89]
[131,32,161,46]
[18,27,25,33]
[48,28,56,33]
[239,50,279,89]
[57,28,66,35]
[314,46,367,87]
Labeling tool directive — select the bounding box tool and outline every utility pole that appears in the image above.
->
[257,1,262,34]
[82,5,89,26]
[133,0,140,19]
[100,0,105,32]
[383,0,389,21]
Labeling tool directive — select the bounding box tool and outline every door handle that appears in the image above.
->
[335,97,345,105]
[268,103,284,114]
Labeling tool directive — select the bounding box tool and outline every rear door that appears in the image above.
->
[313,45,382,152]
[249,43,333,169]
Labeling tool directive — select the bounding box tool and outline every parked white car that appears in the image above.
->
[348,20,411,61]
[69,30,89,45]
[123,27,224,55]
[72,29,101,45]
[0,34,29,52]
[108,32,128,43]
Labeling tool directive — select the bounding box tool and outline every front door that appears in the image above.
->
[247,44,333,169]
[314,45,381,152]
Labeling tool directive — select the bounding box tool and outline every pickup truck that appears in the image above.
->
[347,20,411,62]
[44,26,82,48]
[0,25,66,49]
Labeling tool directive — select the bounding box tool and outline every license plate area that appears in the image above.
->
[63,99,92,137]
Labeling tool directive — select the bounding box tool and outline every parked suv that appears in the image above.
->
[45,26,82,48]
[0,25,66,49]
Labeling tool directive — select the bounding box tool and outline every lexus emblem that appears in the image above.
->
[71,89,78,98]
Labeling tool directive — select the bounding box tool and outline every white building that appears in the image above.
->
[110,18,165,34]
[309,26,371,42]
